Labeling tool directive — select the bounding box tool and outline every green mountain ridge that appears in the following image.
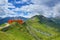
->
[0,15,60,40]
[26,15,60,40]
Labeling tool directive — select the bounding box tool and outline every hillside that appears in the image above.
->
[0,15,60,40]
[1,22,35,40]
[26,15,60,40]
[0,31,15,40]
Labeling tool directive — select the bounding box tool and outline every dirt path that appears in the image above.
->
[0,23,10,30]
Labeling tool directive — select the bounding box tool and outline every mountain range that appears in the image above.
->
[0,15,60,40]
[0,16,28,24]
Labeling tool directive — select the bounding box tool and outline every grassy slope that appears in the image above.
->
[0,31,15,40]
[0,23,6,27]
[4,23,35,40]
[0,15,60,40]
[26,15,60,40]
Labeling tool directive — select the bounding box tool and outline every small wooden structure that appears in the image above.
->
[8,20,24,24]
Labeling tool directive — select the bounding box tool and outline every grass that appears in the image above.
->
[0,31,15,40]
[4,22,35,40]
[0,15,60,40]
[26,16,60,40]
[0,23,6,27]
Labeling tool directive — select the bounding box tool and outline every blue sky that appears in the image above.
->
[0,0,60,18]
[8,0,33,8]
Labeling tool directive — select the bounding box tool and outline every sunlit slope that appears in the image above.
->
[26,15,60,40]
[0,15,60,40]
[0,31,15,40]
[2,23,35,40]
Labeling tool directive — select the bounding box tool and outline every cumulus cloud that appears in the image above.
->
[53,3,60,18]
[0,0,6,5]
[0,0,60,18]
[22,0,28,2]
[30,0,60,18]
[18,3,54,18]
[15,0,29,4]
[31,0,51,5]
[8,3,15,8]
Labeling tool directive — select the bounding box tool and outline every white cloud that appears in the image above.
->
[0,0,5,5]
[8,3,13,6]
[0,0,60,18]
[15,0,28,4]
[30,0,60,18]
[8,3,15,8]
[53,3,60,18]
[15,1,21,4]
[31,0,51,5]
[22,0,28,2]
[19,4,54,18]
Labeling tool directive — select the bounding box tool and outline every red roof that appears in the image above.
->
[8,20,24,24]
